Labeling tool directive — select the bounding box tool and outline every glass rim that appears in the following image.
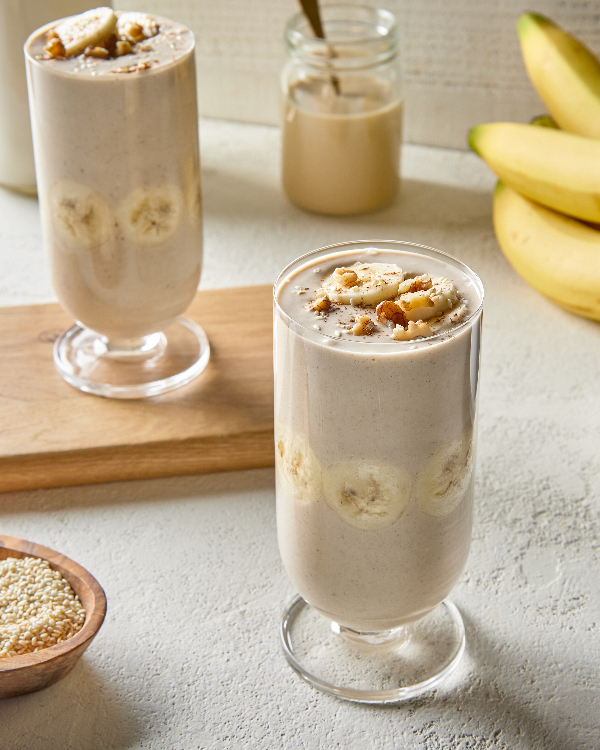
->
[273,240,484,352]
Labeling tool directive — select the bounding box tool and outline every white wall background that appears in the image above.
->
[120,0,600,149]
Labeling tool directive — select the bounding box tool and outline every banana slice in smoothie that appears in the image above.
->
[319,263,404,306]
[49,180,115,251]
[417,435,473,517]
[55,7,117,57]
[322,461,411,531]
[275,425,322,504]
[117,185,184,246]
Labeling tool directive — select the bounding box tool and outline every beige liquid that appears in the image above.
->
[275,247,483,631]
[282,78,402,215]
[25,14,202,340]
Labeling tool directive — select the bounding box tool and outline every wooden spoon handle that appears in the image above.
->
[295,0,340,94]
[297,0,325,38]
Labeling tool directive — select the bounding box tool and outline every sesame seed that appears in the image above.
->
[0,557,85,659]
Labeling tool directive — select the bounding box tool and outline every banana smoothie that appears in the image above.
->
[282,78,402,215]
[274,242,483,632]
[25,8,202,340]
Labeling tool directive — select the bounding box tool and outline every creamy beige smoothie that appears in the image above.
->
[274,243,483,632]
[25,8,202,340]
[282,77,402,215]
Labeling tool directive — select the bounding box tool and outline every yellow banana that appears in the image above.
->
[518,13,600,139]
[469,122,600,223]
[493,182,600,322]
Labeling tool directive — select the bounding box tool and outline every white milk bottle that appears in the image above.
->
[0,1,103,194]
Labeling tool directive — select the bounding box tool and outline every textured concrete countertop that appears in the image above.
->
[0,119,598,750]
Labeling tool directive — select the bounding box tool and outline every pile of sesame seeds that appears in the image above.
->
[0,556,85,659]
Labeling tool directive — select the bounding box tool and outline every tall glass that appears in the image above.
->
[274,240,483,702]
[25,11,208,398]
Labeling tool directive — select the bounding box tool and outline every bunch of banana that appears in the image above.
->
[469,12,600,321]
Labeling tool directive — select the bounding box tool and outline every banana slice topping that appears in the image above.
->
[117,185,184,247]
[322,461,411,531]
[310,263,465,341]
[275,424,322,504]
[417,434,473,517]
[397,277,459,322]
[319,263,404,306]
[49,180,114,250]
[54,7,117,58]
[116,12,159,43]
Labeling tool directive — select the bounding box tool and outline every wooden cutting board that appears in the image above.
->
[0,285,274,494]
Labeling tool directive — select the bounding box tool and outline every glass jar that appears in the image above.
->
[281,4,402,215]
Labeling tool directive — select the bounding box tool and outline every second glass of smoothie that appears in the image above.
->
[274,240,483,702]
[25,8,208,398]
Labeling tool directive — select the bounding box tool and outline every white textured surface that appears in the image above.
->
[0,119,599,749]
[119,0,600,149]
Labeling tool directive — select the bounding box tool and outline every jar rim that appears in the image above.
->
[285,4,399,69]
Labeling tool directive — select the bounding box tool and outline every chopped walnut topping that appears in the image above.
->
[398,290,436,312]
[397,274,433,295]
[376,300,408,329]
[111,60,153,73]
[351,315,376,336]
[122,22,145,43]
[84,45,110,59]
[333,268,359,288]
[42,11,161,62]
[116,13,159,44]
[43,37,65,59]
[115,40,133,56]
[102,32,119,55]
[311,292,331,312]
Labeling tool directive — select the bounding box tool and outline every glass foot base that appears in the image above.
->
[53,316,210,399]
[280,596,465,704]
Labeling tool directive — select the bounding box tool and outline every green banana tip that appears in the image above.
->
[517,11,552,37]
[468,126,481,155]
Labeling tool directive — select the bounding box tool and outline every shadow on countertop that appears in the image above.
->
[0,659,140,750]
[368,609,596,750]
[202,163,494,233]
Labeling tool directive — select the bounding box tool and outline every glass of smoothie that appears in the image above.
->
[25,8,209,398]
[274,240,483,702]
[281,5,402,215]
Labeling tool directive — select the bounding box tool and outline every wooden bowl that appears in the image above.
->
[0,534,107,699]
